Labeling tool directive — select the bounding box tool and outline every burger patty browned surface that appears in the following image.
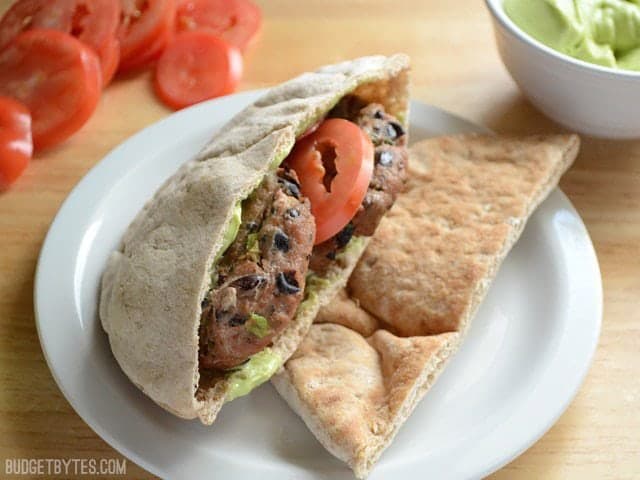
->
[199,170,315,370]
[310,97,409,275]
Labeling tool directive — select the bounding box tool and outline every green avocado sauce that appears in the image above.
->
[225,349,282,402]
[220,202,242,256]
[300,235,366,310]
[504,0,640,71]
[210,202,242,285]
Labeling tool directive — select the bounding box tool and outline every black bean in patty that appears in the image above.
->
[230,274,267,291]
[273,230,290,252]
[276,271,301,295]
[335,223,355,249]
[228,315,248,327]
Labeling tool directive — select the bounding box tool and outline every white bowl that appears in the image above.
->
[485,0,640,139]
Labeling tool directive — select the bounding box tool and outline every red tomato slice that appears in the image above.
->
[118,21,173,72]
[0,29,102,151]
[0,97,33,190]
[177,0,261,52]
[176,0,261,52]
[0,0,121,85]
[118,0,176,71]
[154,31,242,109]
[286,119,374,244]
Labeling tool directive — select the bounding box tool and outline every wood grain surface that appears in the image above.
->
[0,1,638,478]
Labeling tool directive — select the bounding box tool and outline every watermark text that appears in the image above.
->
[5,458,127,476]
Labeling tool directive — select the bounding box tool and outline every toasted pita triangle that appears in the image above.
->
[350,134,580,337]
[272,323,457,478]
[273,134,580,478]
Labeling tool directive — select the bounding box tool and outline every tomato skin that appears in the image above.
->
[0,97,33,190]
[0,0,65,50]
[154,31,242,109]
[0,0,122,85]
[286,118,375,244]
[0,29,102,151]
[118,0,176,72]
[176,0,262,52]
[117,23,173,72]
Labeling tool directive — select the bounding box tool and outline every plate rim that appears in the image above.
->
[34,90,602,480]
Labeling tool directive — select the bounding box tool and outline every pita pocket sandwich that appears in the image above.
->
[272,133,580,478]
[99,54,411,424]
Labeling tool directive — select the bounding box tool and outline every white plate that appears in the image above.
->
[35,91,602,480]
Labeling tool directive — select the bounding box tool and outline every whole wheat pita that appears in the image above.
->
[272,133,580,478]
[99,54,410,424]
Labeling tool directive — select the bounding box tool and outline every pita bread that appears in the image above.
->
[314,288,381,337]
[351,133,580,337]
[99,55,410,424]
[272,133,580,477]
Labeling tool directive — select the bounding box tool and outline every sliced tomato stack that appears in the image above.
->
[0,0,122,85]
[0,0,261,189]
[0,29,102,151]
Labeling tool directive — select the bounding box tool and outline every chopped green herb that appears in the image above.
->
[245,313,270,338]
[247,233,260,254]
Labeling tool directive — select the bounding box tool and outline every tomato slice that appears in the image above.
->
[176,0,262,52]
[0,0,67,49]
[0,0,121,85]
[118,21,173,72]
[154,31,242,109]
[0,29,102,151]
[0,97,33,190]
[118,0,176,72]
[286,118,374,244]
